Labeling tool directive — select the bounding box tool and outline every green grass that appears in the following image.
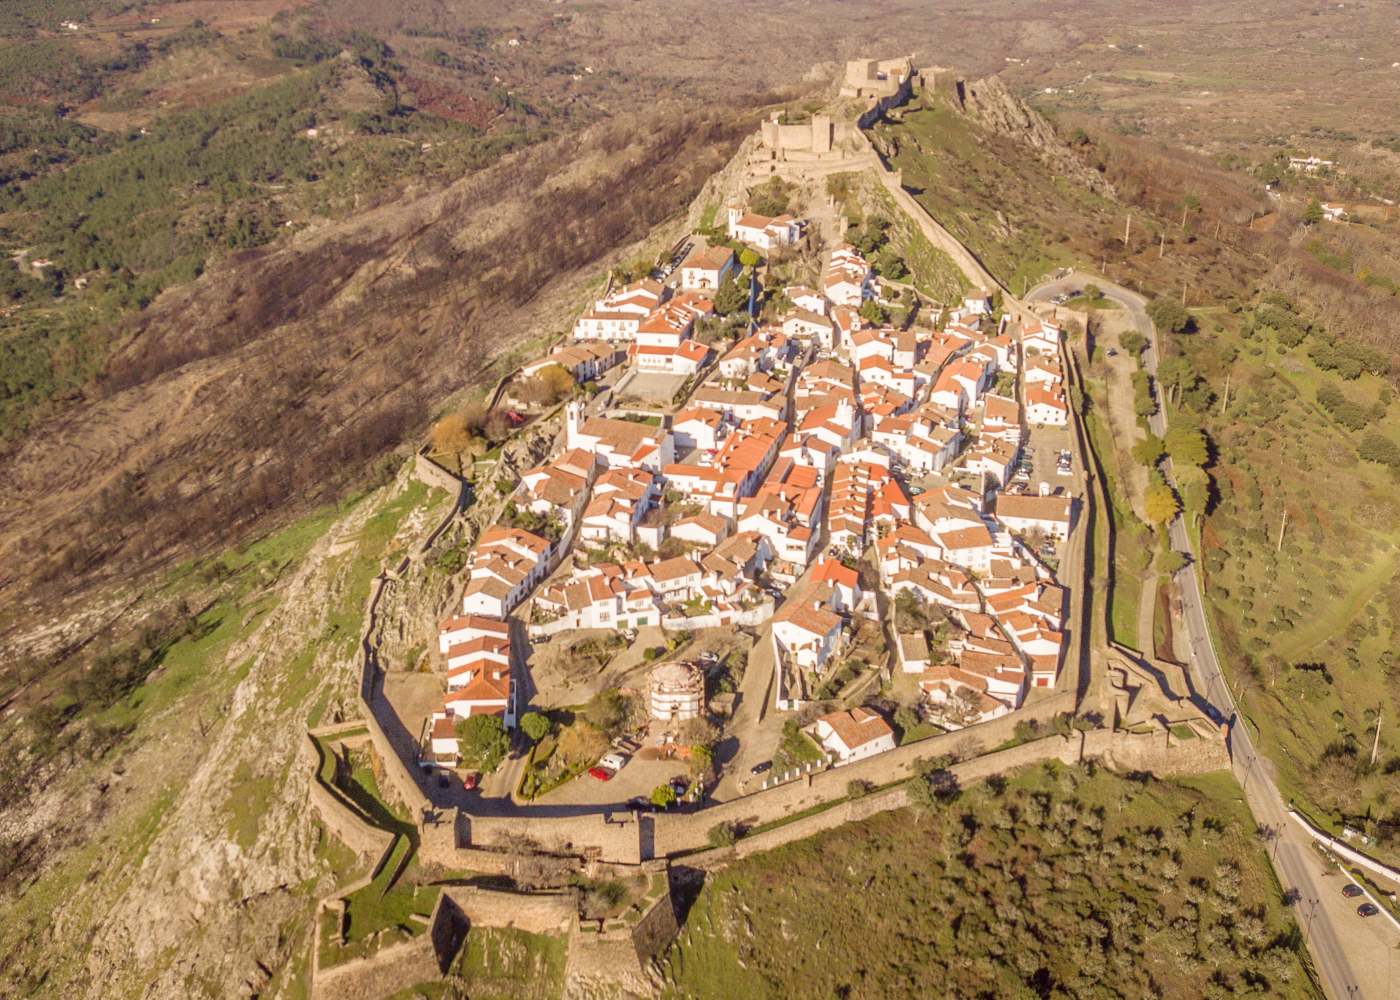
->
[1184,314,1400,846]
[321,835,441,968]
[874,95,1106,290]
[1083,405,1150,650]
[447,926,568,999]
[659,765,1317,999]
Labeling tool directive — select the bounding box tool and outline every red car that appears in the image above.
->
[588,766,615,781]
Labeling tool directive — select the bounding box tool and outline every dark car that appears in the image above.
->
[1358,903,1380,917]
[1342,884,1364,898]
[750,760,773,775]
[626,796,652,812]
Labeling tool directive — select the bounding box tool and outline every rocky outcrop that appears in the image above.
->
[958,75,1116,198]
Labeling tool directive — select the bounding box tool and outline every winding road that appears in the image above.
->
[1030,272,1397,1000]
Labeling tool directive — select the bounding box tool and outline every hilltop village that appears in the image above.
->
[419,79,1081,798]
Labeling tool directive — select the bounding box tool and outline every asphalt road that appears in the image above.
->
[1031,272,1393,999]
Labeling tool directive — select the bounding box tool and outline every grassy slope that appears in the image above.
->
[873,95,1115,293]
[1183,313,1400,837]
[0,471,449,998]
[660,765,1317,999]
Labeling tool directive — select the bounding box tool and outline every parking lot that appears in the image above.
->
[613,369,688,405]
[527,751,693,809]
[1018,423,1075,498]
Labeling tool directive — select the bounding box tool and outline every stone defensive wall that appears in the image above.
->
[421,715,1226,868]
[304,725,397,861]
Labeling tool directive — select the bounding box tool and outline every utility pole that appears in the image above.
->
[1276,510,1287,552]
[1219,371,1231,415]
[1181,278,1188,307]
[1158,230,1166,259]
[1123,212,1132,247]
[1372,711,1383,767]
[1214,218,1221,240]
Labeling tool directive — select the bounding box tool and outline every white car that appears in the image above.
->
[598,752,628,772]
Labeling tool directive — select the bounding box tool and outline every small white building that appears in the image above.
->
[807,707,896,763]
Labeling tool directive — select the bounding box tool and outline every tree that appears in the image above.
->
[584,688,630,736]
[1143,478,1181,526]
[1083,283,1101,301]
[1303,197,1323,226]
[689,743,714,776]
[1155,355,1197,407]
[1359,432,1400,471]
[738,247,760,269]
[707,821,739,847]
[520,711,550,743]
[859,298,888,325]
[1120,331,1147,355]
[430,412,485,470]
[1132,434,1165,467]
[908,760,960,812]
[455,714,509,772]
[749,177,793,217]
[714,273,746,316]
[650,783,678,809]
[1159,547,1189,575]
[1165,424,1209,468]
[847,778,874,798]
[1146,297,1192,334]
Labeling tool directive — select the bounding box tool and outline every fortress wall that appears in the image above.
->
[412,450,463,495]
[311,929,440,1000]
[1081,726,1231,776]
[441,886,576,935]
[305,744,397,860]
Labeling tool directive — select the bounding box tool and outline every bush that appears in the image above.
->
[1316,382,1371,430]
[520,711,551,743]
[847,778,875,799]
[707,821,739,847]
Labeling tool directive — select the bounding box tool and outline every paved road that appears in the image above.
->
[1031,272,1396,999]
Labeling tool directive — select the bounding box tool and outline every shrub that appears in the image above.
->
[520,711,551,743]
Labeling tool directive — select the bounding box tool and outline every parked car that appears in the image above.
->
[588,766,615,781]
[599,752,628,772]
[1106,347,1118,358]
[626,796,652,812]
[1342,884,1364,898]
[1358,903,1380,917]
[669,776,689,795]
[750,760,773,775]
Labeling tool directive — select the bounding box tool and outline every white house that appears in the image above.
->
[679,245,738,291]
[727,207,803,250]
[1024,385,1069,427]
[807,707,896,763]
[995,492,1074,539]
[772,598,843,671]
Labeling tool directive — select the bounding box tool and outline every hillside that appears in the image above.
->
[1,1,1398,996]
[661,766,1316,998]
